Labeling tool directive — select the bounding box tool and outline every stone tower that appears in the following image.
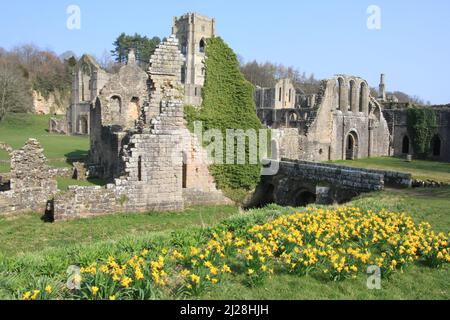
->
[379,73,387,102]
[172,12,216,106]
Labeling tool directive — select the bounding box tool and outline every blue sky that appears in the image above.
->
[1,0,449,104]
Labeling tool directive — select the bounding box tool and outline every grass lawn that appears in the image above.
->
[331,157,450,183]
[0,188,448,300]
[0,205,239,257]
[0,113,89,171]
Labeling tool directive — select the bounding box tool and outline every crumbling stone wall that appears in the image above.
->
[54,36,230,221]
[383,106,450,163]
[0,139,57,215]
[257,75,391,162]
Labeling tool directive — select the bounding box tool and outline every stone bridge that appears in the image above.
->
[248,159,412,208]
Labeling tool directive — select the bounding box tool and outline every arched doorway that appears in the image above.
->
[79,116,88,135]
[294,189,317,207]
[346,131,359,160]
[431,135,441,157]
[402,136,410,154]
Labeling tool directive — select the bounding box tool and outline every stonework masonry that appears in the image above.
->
[250,159,412,208]
[0,139,58,215]
[258,75,390,162]
[52,35,231,221]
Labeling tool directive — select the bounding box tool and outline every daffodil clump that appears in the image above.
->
[21,207,449,300]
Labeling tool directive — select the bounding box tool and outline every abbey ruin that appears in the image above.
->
[1,12,449,220]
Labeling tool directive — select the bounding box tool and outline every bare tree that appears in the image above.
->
[0,61,32,122]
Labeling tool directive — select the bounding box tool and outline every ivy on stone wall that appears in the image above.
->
[407,107,437,156]
[185,37,263,190]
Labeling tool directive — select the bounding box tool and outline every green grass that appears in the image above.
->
[0,205,239,257]
[331,157,450,183]
[0,113,89,168]
[0,188,448,300]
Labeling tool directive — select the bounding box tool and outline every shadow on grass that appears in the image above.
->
[65,150,89,166]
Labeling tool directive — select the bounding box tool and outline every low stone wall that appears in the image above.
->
[281,159,412,188]
[183,189,234,207]
[53,185,119,221]
[277,160,384,192]
[53,185,235,221]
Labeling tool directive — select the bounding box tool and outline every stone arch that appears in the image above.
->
[337,77,347,110]
[359,82,369,114]
[79,116,89,135]
[402,135,410,154]
[288,111,298,121]
[431,135,441,157]
[345,130,359,160]
[199,39,206,53]
[349,79,357,112]
[294,188,317,207]
[127,97,140,124]
[110,95,122,114]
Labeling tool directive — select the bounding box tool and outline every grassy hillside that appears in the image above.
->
[331,157,450,183]
[0,188,448,300]
[0,113,89,172]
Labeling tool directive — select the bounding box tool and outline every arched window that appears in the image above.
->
[199,39,206,53]
[431,135,441,156]
[349,80,356,112]
[402,136,410,154]
[110,95,122,113]
[337,77,345,110]
[138,156,142,182]
[289,112,298,121]
[127,97,140,124]
[181,42,187,54]
[359,82,368,113]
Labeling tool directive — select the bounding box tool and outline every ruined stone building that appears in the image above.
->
[172,12,215,106]
[378,74,449,163]
[52,35,230,221]
[51,13,215,136]
[256,75,391,162]
[382,104,450,162]
[0,140,58,215]
[67,55,111,135]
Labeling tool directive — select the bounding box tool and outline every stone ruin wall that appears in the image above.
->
[271,76,390,162]
[0,139,58,216]
[52,36,231,221]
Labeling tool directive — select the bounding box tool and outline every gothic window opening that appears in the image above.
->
[432,135,441,157]
[402,136,410,154]
[138,156,142,182]
[199,39,206,53]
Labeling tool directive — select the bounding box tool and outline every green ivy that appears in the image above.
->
[407,107,437,156]
[185,37,264,190]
